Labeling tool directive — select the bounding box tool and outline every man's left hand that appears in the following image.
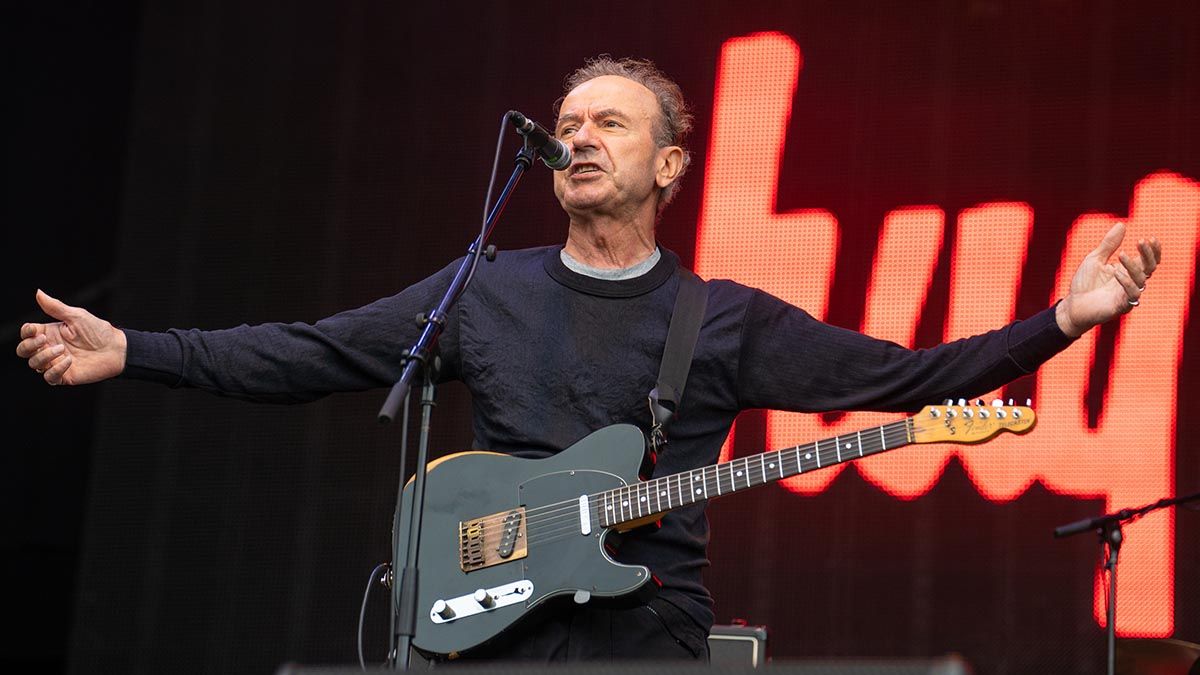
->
[1056,221,1162,338]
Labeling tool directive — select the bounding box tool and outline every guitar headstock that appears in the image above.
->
[912,398,1036,444]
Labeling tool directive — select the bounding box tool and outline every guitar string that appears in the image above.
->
[462,412,1024,545]
[520,419,918,544]
[471,417,917,533]
[494,417,927,541]
[520,412,1026,546]
[519,422,914,539]
[512,418,917,537]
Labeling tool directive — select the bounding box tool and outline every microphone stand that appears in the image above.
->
[1053,489,1200,675]
[380,142,536,669]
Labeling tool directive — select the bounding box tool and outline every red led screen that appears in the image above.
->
[697,31,1197,637]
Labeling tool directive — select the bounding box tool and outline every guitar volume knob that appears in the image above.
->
[474,588,495,608]
[432,599,456,620]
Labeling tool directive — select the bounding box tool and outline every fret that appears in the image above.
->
[587,419,928,529]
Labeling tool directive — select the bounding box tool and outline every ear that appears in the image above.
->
[654,146,685,189]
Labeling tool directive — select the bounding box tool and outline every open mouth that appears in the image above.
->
[569,163,603,177]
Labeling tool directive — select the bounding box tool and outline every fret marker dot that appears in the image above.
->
[805,453,812,459]
[622,501,629,507]
[693,475,700,481]
[736,471,743,477]
[769,463,775,469]
[695,488,702,495]
[606,505,613,510]
[660,491,666,497]
[640,496,646,502]
[844,442,851,450]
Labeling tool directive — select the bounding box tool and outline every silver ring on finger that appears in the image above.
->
[1128,298,1140,307]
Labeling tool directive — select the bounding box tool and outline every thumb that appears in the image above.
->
[35,289,75,322]
[1091,220,1126,261]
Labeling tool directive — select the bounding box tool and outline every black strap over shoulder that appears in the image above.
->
[647,269,708,454]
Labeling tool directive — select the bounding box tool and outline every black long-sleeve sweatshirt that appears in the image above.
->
[121,245,1075,638]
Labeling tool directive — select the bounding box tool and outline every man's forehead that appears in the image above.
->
[558,75,657,118]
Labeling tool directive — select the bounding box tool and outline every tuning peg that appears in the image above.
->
[1007,399,1014,406]
[991,399,1003,407]
[957,398,967,407]
[943,399,954,406]
[975,399,984,407]
[1025,398,1032,406]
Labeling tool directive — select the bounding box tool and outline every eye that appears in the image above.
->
[558,126,576,137]
[603,119,623,128]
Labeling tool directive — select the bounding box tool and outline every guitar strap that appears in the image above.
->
[647,268,708,457]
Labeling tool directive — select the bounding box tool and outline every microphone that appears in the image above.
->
[507,110,571,170]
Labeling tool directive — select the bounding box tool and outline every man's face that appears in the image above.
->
[553,75,666,220]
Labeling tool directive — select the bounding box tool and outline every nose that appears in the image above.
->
[569,120,598,151]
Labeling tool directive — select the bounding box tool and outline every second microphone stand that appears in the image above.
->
[1054,489,1200,675]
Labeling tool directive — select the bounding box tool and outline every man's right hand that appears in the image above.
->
[16,290,127,386]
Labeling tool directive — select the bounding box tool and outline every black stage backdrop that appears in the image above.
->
[4,2,1198,674]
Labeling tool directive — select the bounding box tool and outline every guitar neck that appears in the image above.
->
[595,418,914,530]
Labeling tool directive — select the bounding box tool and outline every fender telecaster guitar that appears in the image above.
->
[396,401,1035,656]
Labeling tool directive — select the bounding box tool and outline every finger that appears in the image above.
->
[1118,250,1147,288]
[19,322,44,340]
[44,353,72,386]
[15,332,48,359]
[35,289,77,323]
[1138,238,1160,277]
[1113,265,1142,306]
[29,343,66,372]
[1090,221,1126,262]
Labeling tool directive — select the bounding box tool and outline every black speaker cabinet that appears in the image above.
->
[708,623,768,667]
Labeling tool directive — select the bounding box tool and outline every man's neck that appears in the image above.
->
[563,214,656,269]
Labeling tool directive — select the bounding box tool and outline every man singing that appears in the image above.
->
[17,57,1160,662]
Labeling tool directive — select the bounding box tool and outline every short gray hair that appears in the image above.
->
[556,56,694,214]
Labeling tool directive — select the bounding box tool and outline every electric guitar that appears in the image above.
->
[396,401,1035,656]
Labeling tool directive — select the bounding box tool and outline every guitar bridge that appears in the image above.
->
[459,507,528,573]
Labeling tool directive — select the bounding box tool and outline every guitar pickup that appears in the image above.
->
[460,507,528,572]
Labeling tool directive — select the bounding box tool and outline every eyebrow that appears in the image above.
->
[556,108,634,128]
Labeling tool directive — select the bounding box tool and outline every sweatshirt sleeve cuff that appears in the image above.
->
[119,329,185,386]
[1007,301,1078,373]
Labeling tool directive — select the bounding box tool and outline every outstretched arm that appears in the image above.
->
[1055,221,1161,338]
[16,290,127,386]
